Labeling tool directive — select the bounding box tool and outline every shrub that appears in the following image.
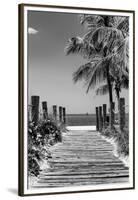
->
[116,128,129,156]
[101,126,129,157]
[28,119,62,177]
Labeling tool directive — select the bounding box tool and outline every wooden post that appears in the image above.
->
[42,101,48,120]
[63,107,66,124]
[59,106,63,123]
[31,96,39,124]
[53,105,57,121]
[98,106,103,131]
[106,115,110,124]
[119,98,125,131]
[95,107,99,131]
[110,102,115,129]
[103,104,107,128]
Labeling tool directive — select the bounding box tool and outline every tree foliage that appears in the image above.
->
[65,14,129,99]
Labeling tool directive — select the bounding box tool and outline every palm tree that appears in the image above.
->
[65,15,129,129]
[95,66,129,110]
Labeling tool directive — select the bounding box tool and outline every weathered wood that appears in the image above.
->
[42,101,48,120]
[103,104,107,128]
[53,105,57,121]
[31,96,39,124]
[33,177,128,187]
[63,107,66,124]
[95,107,99,131]
[39,173,128,180]
[98,106,103,131]
[59,106,63,123]
[119,98,125,131]
[32,130,128,188]
[40,170,128,176]
[106,115,110,124]
[110,102,115,129]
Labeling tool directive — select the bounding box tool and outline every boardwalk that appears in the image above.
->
[33,130,129,188]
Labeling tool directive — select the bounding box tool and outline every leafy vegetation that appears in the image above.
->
[101,126,129,156]
[28,119,62,177]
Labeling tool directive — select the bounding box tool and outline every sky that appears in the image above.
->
[28,10,129,114]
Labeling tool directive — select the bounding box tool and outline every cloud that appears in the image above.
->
[28,27,38,34]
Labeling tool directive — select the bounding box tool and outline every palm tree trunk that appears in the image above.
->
[106,64,113,129]
[116,89,120,111]
[106,70,113,103]
[115,88,120,124]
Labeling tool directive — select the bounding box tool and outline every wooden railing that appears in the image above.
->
[96,98,126,131]
[29,95,66,125]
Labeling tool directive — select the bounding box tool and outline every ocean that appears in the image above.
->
[66,114,96,126]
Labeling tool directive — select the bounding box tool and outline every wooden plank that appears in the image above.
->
[38,176,128,183]
[40,170,129,176]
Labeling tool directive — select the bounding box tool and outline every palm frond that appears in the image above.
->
[92,27,124,52]
[121,78,129,89]
[108,16,127,29]
[73,58,107,93]
[112,37,129,71]
[121,72,129,89]
[83,26,124,58]
[122,68,129,80]
[117,17,129,36]
[79,15,105,29]
[64,37,96,59]
[73,63,92,83]
[64,37,83,55]
[85,59,107,93]
[95,84,109,95]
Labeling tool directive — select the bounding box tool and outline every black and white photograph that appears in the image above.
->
[19,4,135,196]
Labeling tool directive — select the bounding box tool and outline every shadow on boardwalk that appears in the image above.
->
[32,130,129,188]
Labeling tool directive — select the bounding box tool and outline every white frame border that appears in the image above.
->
[23,5,134,195]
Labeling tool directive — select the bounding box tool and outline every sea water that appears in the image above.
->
[66,114,96,126]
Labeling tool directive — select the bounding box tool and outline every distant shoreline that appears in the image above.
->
[67,114,96,116]
[66,114,96,126]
